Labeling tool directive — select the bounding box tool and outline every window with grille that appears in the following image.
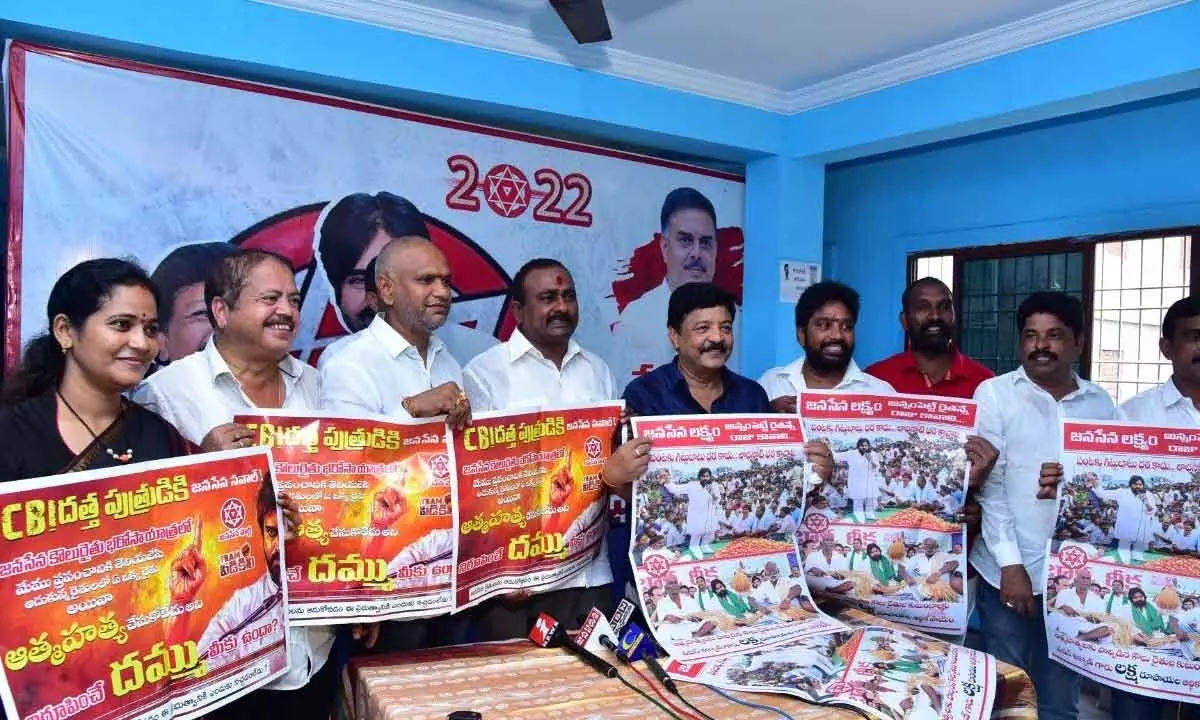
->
[1091,234,1191,404]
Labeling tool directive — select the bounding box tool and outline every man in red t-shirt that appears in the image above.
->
[866,277,997,588]
[866,277,994,398]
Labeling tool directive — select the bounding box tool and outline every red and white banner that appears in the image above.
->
[3,42,744,387]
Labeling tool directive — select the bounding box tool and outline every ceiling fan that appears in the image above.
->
[549,0,612,44]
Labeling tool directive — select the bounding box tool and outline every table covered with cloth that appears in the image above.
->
[340,605,1035,719]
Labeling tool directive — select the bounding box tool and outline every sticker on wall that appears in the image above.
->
[780,260,821,302]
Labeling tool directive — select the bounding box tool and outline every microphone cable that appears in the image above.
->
[625,662,702,720]
[672,685,717,720]
[706,685,796,720]
[615,672,686,720]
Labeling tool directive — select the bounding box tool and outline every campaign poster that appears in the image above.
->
[4,42,744,388]
[629,414,844,663]
[0,450,287,720]
[235,412,454,623]
[665,625,997,720]
[450,403,620,609]
[799,392,975,635]
[1045,421,1200,702]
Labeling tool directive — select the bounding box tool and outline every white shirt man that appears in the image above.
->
[1092,482,1158,553]
[1052,584,1109,638]
[462,327,617,592]
[804,548,849,592]
[320,314,462,417]
[1118,377,1200,426]
[133,338,333,692]
[197,572,285,671]
[972,367,1115,594]
[758,358,894,401]
[664,478,723,551]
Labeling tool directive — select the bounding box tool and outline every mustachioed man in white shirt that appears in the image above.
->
[320,236,473,651]
[1119,295,1200,427]
[133,250,362,720]
[971,291,1115,720]
[1110,295,1200,720]
[462,259,619,641]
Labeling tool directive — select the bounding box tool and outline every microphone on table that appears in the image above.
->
[528,611,617,679]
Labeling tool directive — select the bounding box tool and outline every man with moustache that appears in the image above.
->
[135,250,363,720]
[150,241,237,368]
[600,283,835,603]
[610,188,738,384]
[462,258,617,639]
[1099,295,1200,720]
[972,291,1114,720]
[867,277,994,397]
[318,191,498,365]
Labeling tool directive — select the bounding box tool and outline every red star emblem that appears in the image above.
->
[221,498,246,530]
[430,454,450,480]
[1059,545,1089,570]
[483,164,530,218]
[644,554,671,578]
[804,512,830,534]
[585,436,603,460]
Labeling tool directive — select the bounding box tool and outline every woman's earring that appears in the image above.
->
[61,342,72,354]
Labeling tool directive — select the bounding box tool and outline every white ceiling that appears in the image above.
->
[258,0,1185,112]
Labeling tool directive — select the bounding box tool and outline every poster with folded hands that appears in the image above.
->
[235,412,455,623]
[798,392,976,635]
[0,450,288,720]
[1046,420,1200,702]
[449,402,622,610]
[628,414,845,663]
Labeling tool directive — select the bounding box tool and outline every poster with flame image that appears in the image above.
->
[0,449,287,720]
[236,412,455,624]
[451,403,621,609]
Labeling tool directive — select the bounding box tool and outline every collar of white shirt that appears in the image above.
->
[1161,377,1192,410]
[504,328,582,367]
[201,336,307,390]
[777,356,887,392]
[366,314,448,365]
[1011,365,1107,400]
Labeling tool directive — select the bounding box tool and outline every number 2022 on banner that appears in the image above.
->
[445,154,593,227]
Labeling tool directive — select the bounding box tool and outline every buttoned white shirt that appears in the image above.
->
[131,337,332,692]
[1118,378,1200,426]
[970,368,1115,591]
[462,329,616,589]
[133,337,321,444]
[757,357,895,401]
[320,315,462,417]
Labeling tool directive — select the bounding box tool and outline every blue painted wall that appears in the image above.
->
[826,91,1200,366]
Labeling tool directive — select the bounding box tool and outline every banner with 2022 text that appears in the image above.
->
[0,449,288,720]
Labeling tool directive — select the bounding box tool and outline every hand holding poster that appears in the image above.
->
[0,450,287,720]
[235,412,454,623]
[1046,420,1200,702]
[629,414,843,663]
[450,403,621,609]
[799,392,976,634]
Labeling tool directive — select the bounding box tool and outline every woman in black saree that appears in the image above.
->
[0,258,190,481]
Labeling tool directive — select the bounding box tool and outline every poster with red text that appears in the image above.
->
[0,449,287,720]
[450,403,621,609]
[799,392,976,635]
[630,414,844,663]
[235,411,454,624]
[1046,420,1200,703]
[664,624,997,720]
